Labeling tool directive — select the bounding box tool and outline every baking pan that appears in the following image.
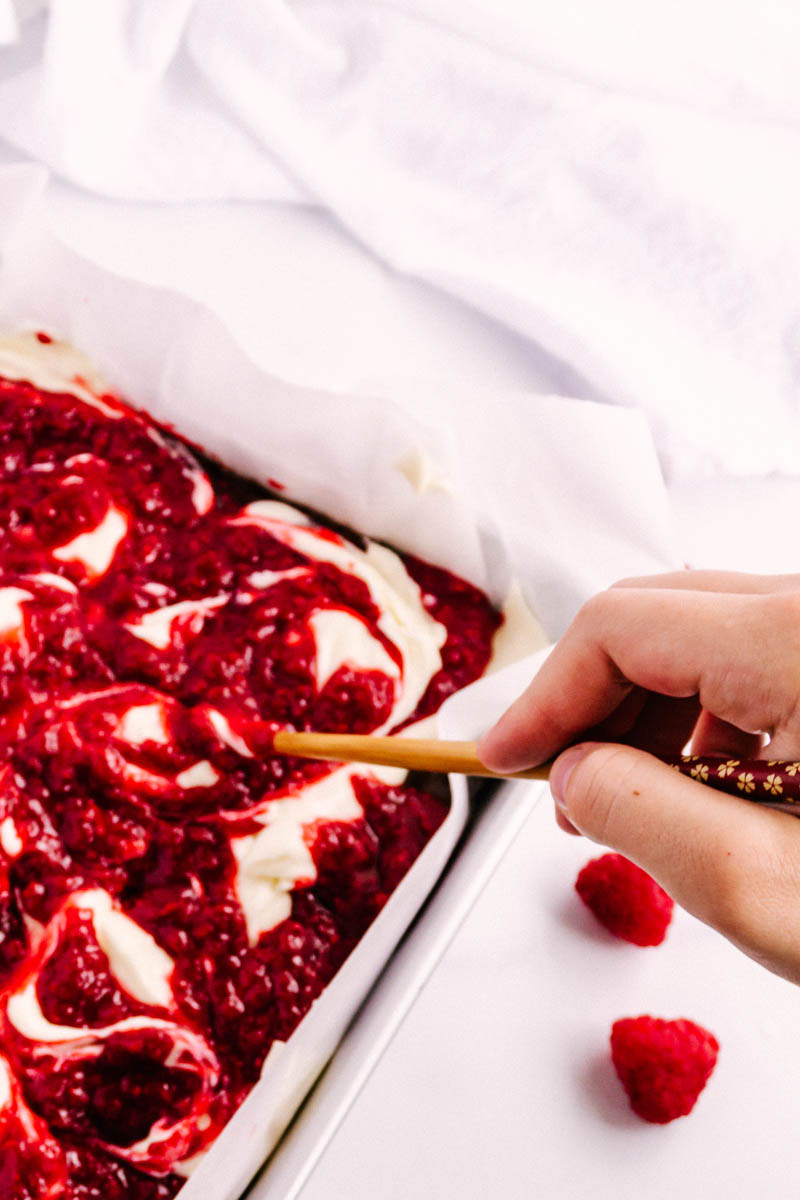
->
[247,776,543,1200]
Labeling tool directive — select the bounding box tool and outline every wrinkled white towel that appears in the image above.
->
[1,0,800,482]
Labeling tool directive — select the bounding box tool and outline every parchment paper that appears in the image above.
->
[0,162,677,636]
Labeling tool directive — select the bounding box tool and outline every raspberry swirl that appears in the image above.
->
[0,334,500,1197]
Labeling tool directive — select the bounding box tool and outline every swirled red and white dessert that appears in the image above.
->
[0,334,500,1199]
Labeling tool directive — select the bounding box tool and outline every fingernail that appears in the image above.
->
[549,743,594,812]
[553,802,581,835]
[475,730,516,774]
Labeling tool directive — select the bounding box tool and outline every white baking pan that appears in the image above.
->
[246,777,541,1200]
[240,653,549,1199]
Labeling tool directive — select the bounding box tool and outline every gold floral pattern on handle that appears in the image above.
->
[717,760,739,778]
[664,755,800,808]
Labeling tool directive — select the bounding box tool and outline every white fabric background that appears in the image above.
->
[2,0,800,483]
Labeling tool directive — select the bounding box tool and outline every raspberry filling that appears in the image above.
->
[0,341,500,1198]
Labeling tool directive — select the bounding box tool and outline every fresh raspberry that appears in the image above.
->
[575,852,674,946]
[610,1016,719,1123]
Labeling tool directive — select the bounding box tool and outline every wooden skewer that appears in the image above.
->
[272,731,551,781]
[270,732,800,815]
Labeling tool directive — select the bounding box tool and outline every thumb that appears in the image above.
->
[549,741,800,954]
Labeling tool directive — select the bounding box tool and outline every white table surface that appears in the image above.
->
[299,796,799,1200]
[2,150,800,1200]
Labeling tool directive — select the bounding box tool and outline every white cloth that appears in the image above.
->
[1,1,800,482]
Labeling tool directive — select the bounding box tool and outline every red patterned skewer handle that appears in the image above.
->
[664,755,800,814]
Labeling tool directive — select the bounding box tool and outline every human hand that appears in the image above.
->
[478,571,800,984]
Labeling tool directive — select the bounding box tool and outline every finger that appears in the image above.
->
[584,686,648,740]
[618,694,702,756]
[690,710,763,759]
[550,741,800,982]
[478,588,800,773]
[614,570,800,594]
[585,692,701,754]
[564,691,701,756]
[758,724,800,762]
